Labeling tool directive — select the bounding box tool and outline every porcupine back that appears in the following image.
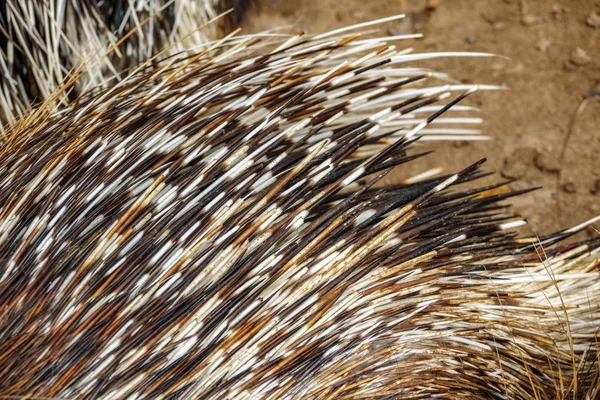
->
[0,14,599,400]
[0,0,250,126]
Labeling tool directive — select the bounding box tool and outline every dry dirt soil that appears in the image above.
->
[242,0,600,237]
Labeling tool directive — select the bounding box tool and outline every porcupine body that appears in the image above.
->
[1,14,600,400]
[0,0,250,126]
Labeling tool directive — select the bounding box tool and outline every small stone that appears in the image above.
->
[501,148,537,179]
[534,152,561,173]
[591,178,600,194]
[493,21,507,31]
[535,37,551,52]
[586,11,600,28]
[563,60,577,71]
[465,35,477,44]
[521,14,538,26]
[569,47,592,66]
[426,0,439,11]
[562,182,577,193]
[552,5,565,20]
[335,11,344,22]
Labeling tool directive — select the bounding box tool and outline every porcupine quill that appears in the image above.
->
[0,0,250,126]
[0,11,599,400]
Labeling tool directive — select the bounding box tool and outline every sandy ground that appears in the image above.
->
[241,0,600,237]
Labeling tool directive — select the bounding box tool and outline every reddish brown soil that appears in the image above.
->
[242,0,600,237]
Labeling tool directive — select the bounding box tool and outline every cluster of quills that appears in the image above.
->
[0,0,249,125]
[0,4,599,400]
